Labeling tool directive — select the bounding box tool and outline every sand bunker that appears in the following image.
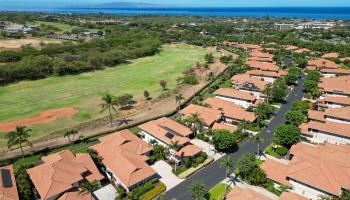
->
[0,107,79,132]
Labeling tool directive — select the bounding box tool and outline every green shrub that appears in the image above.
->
[140,183,166,200]
[184,158,192,168]
[195,156,204,165]
[192,162,199,168]
[130,179,157,199]
[276,146,289,157]
[183,75,199,85]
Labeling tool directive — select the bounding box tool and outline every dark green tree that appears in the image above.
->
[188,181,207,200]
[212,129,237,152]
[284,110,305,126]
[274,124,301,148]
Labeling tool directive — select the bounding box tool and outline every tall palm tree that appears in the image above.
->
[169,140,181,171]
[64,129,79,142]
[186,113,204,136]
[175,94,185,111]
[100,93,117,127]
[220,155,233,198]
[252,135,264,157]
[7,126,32,159]
[204,64,210,79]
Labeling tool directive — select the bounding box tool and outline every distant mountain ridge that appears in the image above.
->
[71,2,171,9]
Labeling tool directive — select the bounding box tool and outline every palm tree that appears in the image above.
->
[220,155,233,198]
[185,113,204,136]
[204,63,210,79]
[264,83,273,103]
[169,140,181,171]
[100,93,117,127]
[79,180,101,200]
[175,94,185,111]
[237,120,250,135]
[7,126,32,159]
[252,135,264,157]
[64,129,78,142]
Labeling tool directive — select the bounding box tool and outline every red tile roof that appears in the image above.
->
[325,106,350,121]
[308,59,339,69]
[247,69,287,78]
[262,142,350,196]
[279,192,308,200]
[212,122,238,132]
[231,73,268,92]
[138,117,191,146]
[214,88,256,101]
[324,96,350,106]
[322,53,339,59]
[91,130,155,189]
[0,165,19,200]
[204,98,256,122]
[27,150,103,200]
[246,60,280,71]
[307,110,325,122]
[321,68,350,75]
[180,104,221,126]
[300,120,350,138]
[176,144,202,158]
[319,75,350,95]
[226,186,272,200]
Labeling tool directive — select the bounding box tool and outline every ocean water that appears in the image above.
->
[0,7,350,19]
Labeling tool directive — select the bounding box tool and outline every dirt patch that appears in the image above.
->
[0,38,61,50]
[0,107,79,132]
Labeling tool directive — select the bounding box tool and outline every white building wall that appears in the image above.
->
[325,103,343,108]
[141,130,168,147]
[289,179,330,200]
[215,95,252,108]
[322,73,336,78]
[324,92,349,98]
[325,117,350,124]
[238,89,263,99]
[311,131,350,145]
[251,75,275,83]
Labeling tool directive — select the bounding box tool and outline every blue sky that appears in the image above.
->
[1,0,350,7]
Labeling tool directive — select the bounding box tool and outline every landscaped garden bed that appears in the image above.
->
[178,156,214,179]
[208,183,231,200]
[264,144,289,158]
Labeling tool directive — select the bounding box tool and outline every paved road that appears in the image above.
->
[166,74,306,200]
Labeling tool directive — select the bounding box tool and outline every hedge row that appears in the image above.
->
[139,182,166,200]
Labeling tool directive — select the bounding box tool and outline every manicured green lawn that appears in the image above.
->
[209,183,231,200]
[0,44,208,148]
[36,21,79,32]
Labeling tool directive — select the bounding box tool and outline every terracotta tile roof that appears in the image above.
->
[307,110,325,122]
[247,70,287,78]
[226,186,272,200]
[138,118,191,146]
[99,130,152,155]
[319,75,350,95]
[294,48,311,54]
[57,189,92,200]
[204,98,256,122]
[236,43,262,50]
[322,53,339,59]
[261,159,292,186]
[279,192,308,200]
[308,59,339,69]
[91,130,155,189]
[306,66,317,71]
[179,104,221,126]
[212,122,238,132]
[299,123,312,136]
[262,142,350,196]
[231,73,268,92]
[249,51,274,59]
[321,68,350,75]
[27,150,103,200]
[324,106,350,121]
[300,120,350,138]
[284,45,299,51]
[176,144,202,157]
[246,60,280,71]
[288,143,350,196]
[248,57,274,62]
[75,154,104,182]
[0,165,19,200]
[324,96,350,106]
[214,88,256,101]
